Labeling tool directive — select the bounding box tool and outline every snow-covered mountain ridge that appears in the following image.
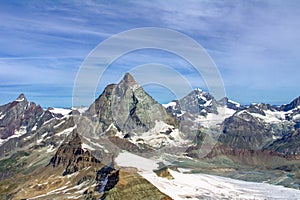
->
[1,73,300,199]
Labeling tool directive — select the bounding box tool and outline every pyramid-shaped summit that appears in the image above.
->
[121,72,137,85]
[86,73,177,134]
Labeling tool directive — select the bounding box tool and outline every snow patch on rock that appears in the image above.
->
[14,125,27,136]
[162,101,177,108]
[49,108,72,116]
[55,126,76,136]
[228,99,241,107]
[15,97,25,102]
[128,121,187,148]
[195,106,236,128]
[47,145,56,153]
[250,110,286,123]
[82,143,95,151]
[0,113,5,120]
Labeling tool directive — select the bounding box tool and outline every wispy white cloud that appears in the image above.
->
[0,0,299,106]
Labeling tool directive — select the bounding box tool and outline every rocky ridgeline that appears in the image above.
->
[0,93,67,158]
[163,87,300,157]
[2,74,299,160]
[0,73,300,198]
[0,94,44,139]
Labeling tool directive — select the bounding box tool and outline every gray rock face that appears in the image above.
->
[247,104,267,116]
[218,97,245,111]
[95,164,119,194]
[165,88,300,156]
[85,84,117,133]
[246,103,279,116]
[284,102,300,130]
[220,111,273,150]
[280,96,300,111]
[266,129,300,157]
[165,90,245,124]
[0,94,76,158]
[218,101,296,151]
[0,94,44,139]
[166,89,218,117]
[86,73,177,134]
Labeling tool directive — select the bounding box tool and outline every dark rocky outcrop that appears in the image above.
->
[95,164,119,194]
[49,132,101,175]
[218,97,245,111]
[247,104,266,116]
[266,129,300,159]
[154,167,174,179]
[220,111,273,150]
[280,96,300,111]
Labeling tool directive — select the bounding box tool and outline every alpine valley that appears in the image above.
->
[1,73,300,199]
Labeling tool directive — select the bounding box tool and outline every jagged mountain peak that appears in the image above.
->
[49,131,102,175]
[116,72,139,91]
[85,73,177,134]
[164,88,218,116]
[192,88,209,96]
[194,88,203,91]
[121,72,136,85]
[217,97,243,111]
[0,93,46,140]
[280,96,300,111]
[15,93,27,102]
[164,88,245,117]
[188,88,214,102]
[115,73,141,98]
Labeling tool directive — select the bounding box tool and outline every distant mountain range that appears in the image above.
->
[1,73,300,199]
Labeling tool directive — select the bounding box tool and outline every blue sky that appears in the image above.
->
[0,0,300,107]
